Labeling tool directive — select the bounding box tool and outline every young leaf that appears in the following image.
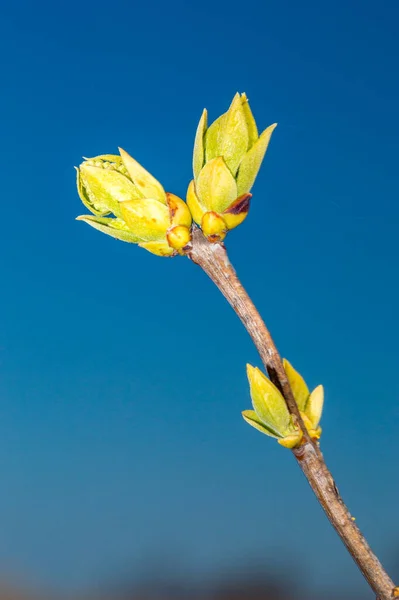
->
[119,147,166,204]
[217,92,249,175]
[241,93,258,148]
[247,364,291,437]
[119,198,170,241]
[283,359,310,412]
[193,109,207,179]
[236,123,277,196]
[305,385,324,429]
[242,410,280,438]
[204,113,226,164]
[78,164,140,217]
[186,179,206,225]
[76,215,142,243]
[138,240,176,257]
[196,156,237,214]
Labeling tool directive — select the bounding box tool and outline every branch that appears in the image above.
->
[186,226,396,600]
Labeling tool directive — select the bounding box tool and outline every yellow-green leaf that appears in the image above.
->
[119,147,166,204]
[76,167,110,217]
[76,215,142,243]
[78,164,140,217]
[166,193,192,228]
[305,385,324,429]
[186,180,206,225]
[204,113,226,164]
[247,364,291,437]
[236,123,277,195]
[193,109,207,179]
[242,410,280,438]
[119,198,170,241]
[196,157,237,213]
[283,359,309,412]
[217,92,249,174]
[138,240,176,257]
[241,93,258,148]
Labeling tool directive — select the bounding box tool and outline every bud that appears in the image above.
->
[242,365,303,449]
[283,359,324,440]
[76,149,192,257]
[187,93,276,242]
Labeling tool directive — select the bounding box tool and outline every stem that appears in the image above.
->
[186,226,396,600]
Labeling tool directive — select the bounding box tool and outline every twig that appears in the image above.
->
[186,225,396,600]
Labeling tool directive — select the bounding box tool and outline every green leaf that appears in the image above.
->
[218,92,249,174]
[186,179,206,225]
[196,156,237,213]
[247,364,292,437]
[76,215,142,243]
[242,410,280,438]
[193,109,207,179]
[119,147,166,204]
[283,359,310,412]
[76,167,111,217]
[204,113,226,164]
[166,193,192,228]
[241,93,258,148]
[236,123,277,195]
[119,197,170,241]
[138,240,176,257]
[205,93,249,175]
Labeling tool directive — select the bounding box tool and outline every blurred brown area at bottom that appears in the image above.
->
[0,583,49,600]
[0,578,363,600]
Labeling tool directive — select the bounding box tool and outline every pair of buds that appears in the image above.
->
[76,93,277,255]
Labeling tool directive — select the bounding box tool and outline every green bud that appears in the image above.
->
[189,92,276,242]
[166,225,192,250]
[201,211,227,243]
[76,149,192,257]
[242,364,302,447]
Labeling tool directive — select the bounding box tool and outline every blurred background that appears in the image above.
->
[1,0,399,597]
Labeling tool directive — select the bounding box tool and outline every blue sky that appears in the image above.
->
[1,0,399,595]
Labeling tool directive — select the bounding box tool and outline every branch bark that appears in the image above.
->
[186,226,396,600]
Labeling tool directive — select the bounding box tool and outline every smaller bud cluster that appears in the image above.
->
[242,360,324,448]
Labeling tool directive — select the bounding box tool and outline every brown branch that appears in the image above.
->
[186,225,396,600]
